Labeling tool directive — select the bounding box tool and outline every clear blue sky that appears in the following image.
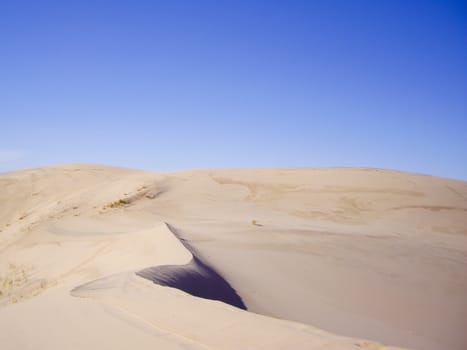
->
[1,1,466,179]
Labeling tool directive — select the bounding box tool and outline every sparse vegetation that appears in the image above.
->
[105,198,129,208]
[102,186,158,211]
[18,214,27,220]
[0,263,52,305]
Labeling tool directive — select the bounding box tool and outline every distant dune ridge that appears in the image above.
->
[0,164,466,350]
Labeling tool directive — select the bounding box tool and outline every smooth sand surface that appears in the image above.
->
[1,164,466,349]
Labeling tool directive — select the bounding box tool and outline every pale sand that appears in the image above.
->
[0,164,466,349]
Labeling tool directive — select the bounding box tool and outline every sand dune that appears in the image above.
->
[1,164,466,349]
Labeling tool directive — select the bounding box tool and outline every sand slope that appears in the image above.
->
[1,164,466,349]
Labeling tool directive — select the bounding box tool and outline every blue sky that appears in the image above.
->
[1,1,466,179]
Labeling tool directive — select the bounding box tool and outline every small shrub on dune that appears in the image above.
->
[251,219,263,226]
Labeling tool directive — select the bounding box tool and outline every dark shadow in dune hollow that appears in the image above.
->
[136,225,246,310]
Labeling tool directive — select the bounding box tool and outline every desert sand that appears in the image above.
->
[0,164,466,350]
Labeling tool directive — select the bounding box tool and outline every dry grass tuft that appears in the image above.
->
[105,198,129,208]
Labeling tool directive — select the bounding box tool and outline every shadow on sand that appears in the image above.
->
[136,224,246,310]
